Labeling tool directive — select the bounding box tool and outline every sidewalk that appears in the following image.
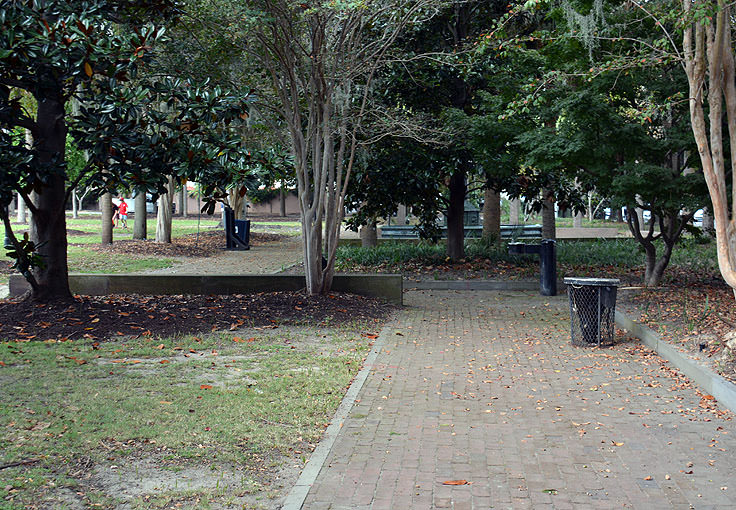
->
[298,290,736,509]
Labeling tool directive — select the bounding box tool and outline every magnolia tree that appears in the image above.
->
[682,0,736,297]
[243,0,436,295]
[0,1,251,300]
[0,0,176,300]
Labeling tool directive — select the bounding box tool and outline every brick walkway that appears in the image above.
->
[301,290,736,509]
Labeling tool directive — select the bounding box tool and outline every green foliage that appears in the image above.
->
[337,241,446,269]
[0,0,257,294]
[4,232,45,277]
[337,237,719,276]
[556,239,643,268]
[345,0,520,239]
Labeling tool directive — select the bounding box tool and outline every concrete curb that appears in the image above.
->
[280,314,393,510]
[615,310,736,413]
[406,279,565,292]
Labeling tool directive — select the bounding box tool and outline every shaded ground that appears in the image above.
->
[335,253,647,284]
[82,230,286,258]
[0,291,394,342]
[1,320,384,510]
[618,271,736,385]
[0,231,288,277]
[336,252,736,383]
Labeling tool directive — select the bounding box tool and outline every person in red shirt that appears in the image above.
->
[118,198,128,228]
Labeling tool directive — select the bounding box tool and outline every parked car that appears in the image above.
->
[693,209,704,227]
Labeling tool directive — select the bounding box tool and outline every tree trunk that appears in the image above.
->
[302,211,324,295]
[482,188,501,242]
[133,190,147,240]
[280,188,287,217]
[642,241,659,286]
[101,193,113,244]
[72,192,79,219]
[446,170,466,261]
[509,197,521,224]
[635,207,645,232]
[395,204,407,225]
[703,206,715,236]
[541,189,556,239]
[28,98,71,300]
[17,192,27,224]
[683,1,736,296]
[178,186,186,218]
[228,187,245,220]
[642,239,674,288]
[360,220,378,248]
[182,187,189,217]
[573,211,583,228]
[156,177,174,243]
[615,208,623,222]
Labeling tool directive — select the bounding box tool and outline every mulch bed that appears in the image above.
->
[0,291,394,343]
[618,274,736,384]
[80,230,286,258]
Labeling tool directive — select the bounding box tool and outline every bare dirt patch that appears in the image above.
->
[33,448,304,510]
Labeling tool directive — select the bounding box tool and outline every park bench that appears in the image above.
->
[223,206,250,250]
[379,224,543,240]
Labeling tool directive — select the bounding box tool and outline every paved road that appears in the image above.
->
[301,290,735,509]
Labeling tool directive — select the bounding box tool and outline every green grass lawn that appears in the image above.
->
[2,214,225,276]
[2,213,304,280]
[0,325,374,509]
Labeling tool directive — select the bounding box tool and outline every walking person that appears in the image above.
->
[118,198,128,228]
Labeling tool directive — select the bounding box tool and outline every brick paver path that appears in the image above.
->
[302,290,736,509]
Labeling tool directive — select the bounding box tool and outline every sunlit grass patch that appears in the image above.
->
[0,324,376,509]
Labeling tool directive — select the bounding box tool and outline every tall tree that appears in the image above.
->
[347,0,522,258]
[0,0,175,300]
[236,0,432,294]
[501,0,708,285]
[0,1,251,300]
[682,0,736,296]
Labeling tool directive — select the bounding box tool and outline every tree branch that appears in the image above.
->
[0,208,40,295]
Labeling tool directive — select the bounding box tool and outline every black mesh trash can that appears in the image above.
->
[564,277,620,347]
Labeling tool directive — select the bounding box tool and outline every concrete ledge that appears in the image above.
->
[616,310,736,413]
[9,273,403,305]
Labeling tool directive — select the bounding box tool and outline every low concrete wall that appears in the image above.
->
[616,310,736,414]
[9,273,403,305]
